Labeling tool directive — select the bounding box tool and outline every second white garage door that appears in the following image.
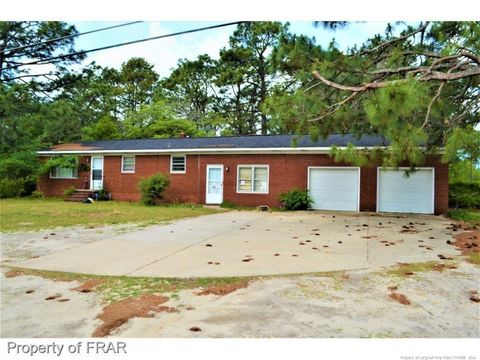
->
[308,167,360,211]
[377,168,434,214]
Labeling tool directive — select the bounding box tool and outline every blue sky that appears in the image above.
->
[70,21,409,78]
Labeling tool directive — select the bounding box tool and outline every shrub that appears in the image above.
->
[447,209,480,226]
[220,200,237,209]
[279,188,313,210]
[0,152,39,197]
[449,182,480,209]
[63,186,77,197]
[0,178,25,198]
[39,156,79,176]
[96,187,110,201]
[138,173,170,205]
[30,190,45,199]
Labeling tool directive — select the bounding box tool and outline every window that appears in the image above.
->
[50,166,78,179]
[237,165,269,194]
[170,155,186,173]
[122,155,135,173]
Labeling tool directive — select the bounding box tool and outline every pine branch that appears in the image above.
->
[419,67,480,81]
[368,62,456,76]
[312,65,480,93]
[422,81,446,129]
[458,49,480,65]
[356,22,430,56]
[312,71,374,92]
[308,92,358,122]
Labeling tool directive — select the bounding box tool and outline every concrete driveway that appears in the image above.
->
[15,211,459,277]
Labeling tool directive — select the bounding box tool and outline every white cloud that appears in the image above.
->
[82,22,233,77]
[23,22,417,81]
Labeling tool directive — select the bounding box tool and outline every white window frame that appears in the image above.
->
[170,154,186,174]
[236,164,269,194]
[121,155,136,173]
[49,163,79,179]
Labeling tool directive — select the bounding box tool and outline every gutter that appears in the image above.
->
[36,146,445,156]
[37,146,386,156]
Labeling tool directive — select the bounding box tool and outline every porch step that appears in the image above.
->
[65,190,94,202]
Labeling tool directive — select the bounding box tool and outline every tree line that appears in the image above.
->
[1,21,479,197]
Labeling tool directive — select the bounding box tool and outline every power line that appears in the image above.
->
[0,21,144,55]
[2,21,244,74]
[18,78,54,100]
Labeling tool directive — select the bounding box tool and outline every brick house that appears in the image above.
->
[37,134,448,214]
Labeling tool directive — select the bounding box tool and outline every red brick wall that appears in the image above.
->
[38,153,449,214]
[196,154,356,208]
[37,156,91,196]
[425,156,449,215]
[360,166,377,212]
[103,155,201,203]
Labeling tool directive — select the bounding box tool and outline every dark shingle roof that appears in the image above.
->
[41,134,388,152]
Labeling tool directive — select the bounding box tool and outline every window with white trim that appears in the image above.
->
[237,165,269,194]
[121,155,135,173]
[50,166,78,179]
[170,155,186,173]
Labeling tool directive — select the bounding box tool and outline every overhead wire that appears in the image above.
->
[2,21,244,75]
[0,21,144,55]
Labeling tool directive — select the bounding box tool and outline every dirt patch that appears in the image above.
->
[93,294,176,337]
[4,270,22,278]
[72,280,104,293]
[447,222,478,232]
[432,263,458,272]
[195,282,248,296]
[450,229,479,259]
[389,292,411,305]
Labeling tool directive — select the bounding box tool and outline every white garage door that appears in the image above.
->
[308,167,359,211]
[377,168,434,214]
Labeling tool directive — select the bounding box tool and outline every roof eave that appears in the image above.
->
[37,146,445,156]
[37,147,339,156]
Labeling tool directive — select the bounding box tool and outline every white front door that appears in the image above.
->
[377,168,434,214]
[308,167,360,211]
[206,165,223,204]
[91,156,104,190]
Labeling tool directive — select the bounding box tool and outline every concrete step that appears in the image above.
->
[65,190,94,202]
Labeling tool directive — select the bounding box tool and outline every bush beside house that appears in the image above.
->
[138,173,170,205]
[279,188,313,210]
[448,183,480,209]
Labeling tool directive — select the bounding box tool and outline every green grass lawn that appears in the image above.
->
[0,198,221,232]
[447,208,480,225]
